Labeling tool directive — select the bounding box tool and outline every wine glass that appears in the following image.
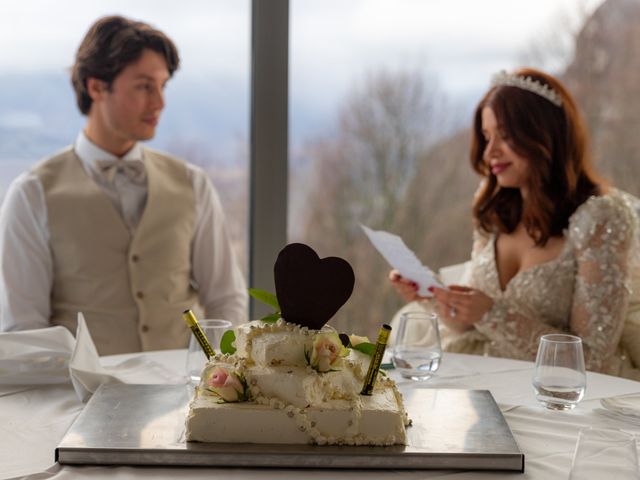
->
[185,319,232,385]
[391,311,442,380]
[532,334,586,410]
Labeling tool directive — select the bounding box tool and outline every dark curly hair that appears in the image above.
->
[71,15,180,115]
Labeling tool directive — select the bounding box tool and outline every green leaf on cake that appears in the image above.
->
[248,288,280,310]
[248,288,282,323]
[260,312,281,323]
[352,342,376,356]
[338,332,375,356]
[220,330,237,354]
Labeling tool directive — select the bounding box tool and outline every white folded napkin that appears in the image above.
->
[69,313,122,402]
[593,407,640,427]
[0,324,75,386]
[69,313,185,397]
[0,313,123,400]
[601,393,640,418]
[0,313,185,401]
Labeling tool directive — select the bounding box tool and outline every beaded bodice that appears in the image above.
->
[460,189,640,373]
[472,234,576,329]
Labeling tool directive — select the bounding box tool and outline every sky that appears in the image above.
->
[1,0,604,82]
[0,0,606,145]
[289,0,605,127]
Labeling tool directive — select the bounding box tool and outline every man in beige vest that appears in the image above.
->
[0,16,247,354]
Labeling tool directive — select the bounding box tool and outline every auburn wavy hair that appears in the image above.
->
[470,67,603,245]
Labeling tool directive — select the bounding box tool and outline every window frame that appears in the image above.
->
[249,0,289,318]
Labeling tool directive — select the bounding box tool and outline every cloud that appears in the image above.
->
[0,0,605,140]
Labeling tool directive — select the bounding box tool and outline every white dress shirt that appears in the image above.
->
[0,132,247,332]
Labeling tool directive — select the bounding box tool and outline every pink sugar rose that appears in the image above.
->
[204,365,246,402]
[309,332,349,373]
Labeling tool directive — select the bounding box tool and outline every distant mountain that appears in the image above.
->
[0,71,249,165]
[0,73,82,160]
[563,0,640,196]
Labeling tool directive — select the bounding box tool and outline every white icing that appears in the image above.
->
[186,319,410,446]
[186,386,407,446]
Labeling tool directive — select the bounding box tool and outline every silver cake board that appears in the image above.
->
[55,384,524,472]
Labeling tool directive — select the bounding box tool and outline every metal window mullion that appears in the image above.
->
[249,0,289,319]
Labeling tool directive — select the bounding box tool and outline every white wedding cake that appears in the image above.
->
[185,319,410,446]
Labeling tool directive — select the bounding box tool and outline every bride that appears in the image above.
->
[391,67,640,379]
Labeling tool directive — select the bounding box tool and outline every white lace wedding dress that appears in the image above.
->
[403,189,640,379]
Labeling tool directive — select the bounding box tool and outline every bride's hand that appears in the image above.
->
[388,269,421,303]
[430,285,493,331]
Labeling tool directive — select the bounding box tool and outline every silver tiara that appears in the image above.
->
[490,70,562,107]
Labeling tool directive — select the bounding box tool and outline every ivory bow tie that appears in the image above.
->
[95,159,147,184]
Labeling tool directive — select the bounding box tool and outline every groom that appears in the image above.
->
[0,15,247,354]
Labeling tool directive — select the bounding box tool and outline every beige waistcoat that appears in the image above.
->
[34,147,197,355]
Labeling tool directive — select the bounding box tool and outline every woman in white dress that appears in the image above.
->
[391,67,640,379]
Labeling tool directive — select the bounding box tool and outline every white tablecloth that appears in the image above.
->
[2,350,639,480]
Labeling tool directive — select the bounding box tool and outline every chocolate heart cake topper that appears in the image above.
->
[274,243,355,330]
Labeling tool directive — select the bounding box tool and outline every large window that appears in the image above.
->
[0,1,250,273]
[288,0,631,339]
[4,0,639,338]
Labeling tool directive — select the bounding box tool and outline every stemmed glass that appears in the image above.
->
[532,334,586,410]
[185,319,232,385]
[391,311,442,380]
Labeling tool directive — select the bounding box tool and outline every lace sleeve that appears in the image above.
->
[474,195,637,372]
[567,195,636,371]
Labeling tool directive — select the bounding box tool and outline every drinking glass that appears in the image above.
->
[569,427,639,479]
[391,311,442,380]
[185,319,232,385]
[532,334,586,410]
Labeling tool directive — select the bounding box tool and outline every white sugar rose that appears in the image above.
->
[308,332,349,372]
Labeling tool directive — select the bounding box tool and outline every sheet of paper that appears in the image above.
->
[361,224,443,297]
